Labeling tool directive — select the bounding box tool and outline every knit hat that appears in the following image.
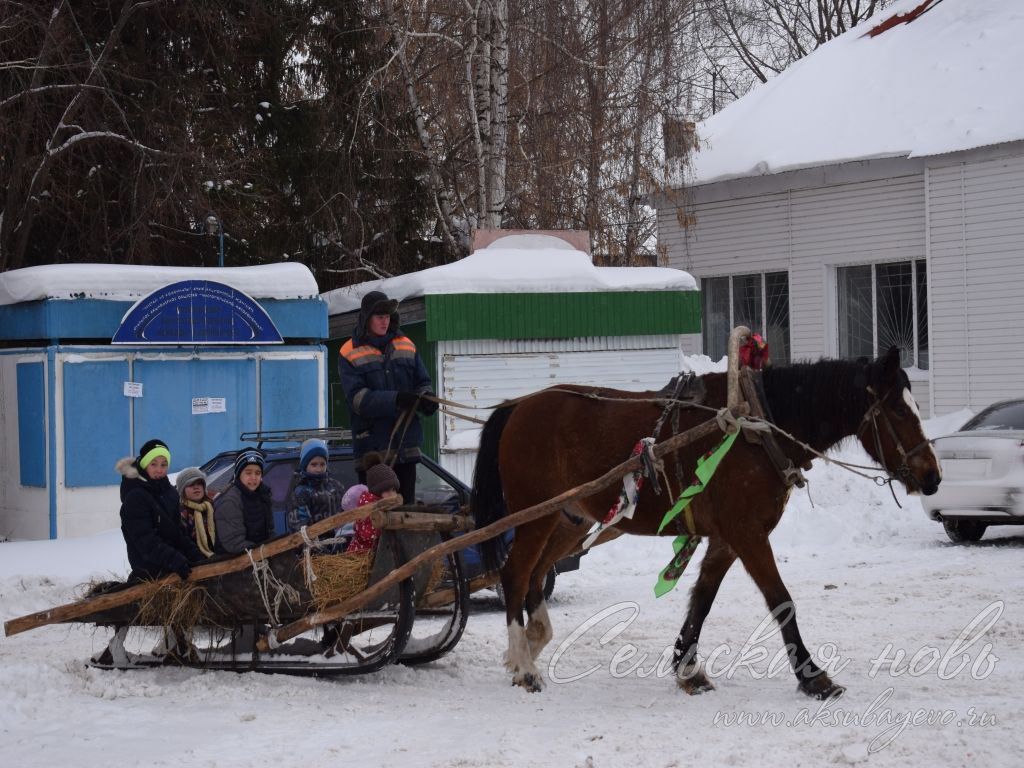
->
[175,466,207,496]
[137,438,171,471]
[342,484,369,511]
[299,438,329,473]
[364,452,400,497]
[234,448,266,480]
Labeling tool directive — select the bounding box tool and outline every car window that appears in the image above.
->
[416,463,464,509]
[961,401,1024,431]
[264,461,300,509]
[328,457,359,489]
[205,463,234,500]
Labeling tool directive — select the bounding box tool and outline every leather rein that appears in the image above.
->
[857,385,933,498]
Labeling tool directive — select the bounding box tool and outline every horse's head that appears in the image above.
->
[855,347,941,495]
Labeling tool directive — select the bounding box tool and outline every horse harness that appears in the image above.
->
[737,368,808,489]
[857,385,933,491]
[652,368,807,495]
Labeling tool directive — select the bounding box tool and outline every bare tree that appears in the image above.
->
[1,0,432,287]
[0,0,167,272]
[685,0,895,119]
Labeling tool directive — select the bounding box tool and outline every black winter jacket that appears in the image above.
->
[213,480,275,554]
[117,457,203,579]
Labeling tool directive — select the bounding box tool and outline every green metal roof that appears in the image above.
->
[424,291,701,341]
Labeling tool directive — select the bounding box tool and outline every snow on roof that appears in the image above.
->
[322,233,696,315]
[0,263,320,306]
[688,0,1024,185]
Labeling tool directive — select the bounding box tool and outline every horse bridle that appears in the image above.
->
[857,385,933,491]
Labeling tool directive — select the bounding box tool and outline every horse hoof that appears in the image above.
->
[677,671,715,695]
[513,672,544,693]
[799,676,845,700]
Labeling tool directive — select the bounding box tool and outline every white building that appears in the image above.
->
[655,0,1024,415]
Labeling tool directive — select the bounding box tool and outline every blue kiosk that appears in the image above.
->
[0,264,328,540]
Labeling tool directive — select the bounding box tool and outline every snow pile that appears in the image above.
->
[689,0,1024,184]
[0,263,320,305]
[322,233,696,315]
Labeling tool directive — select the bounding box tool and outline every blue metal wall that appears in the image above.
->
[63,360,132,487]
[58,352,322,487]
[260,357,320,432]
[16,362,46,487]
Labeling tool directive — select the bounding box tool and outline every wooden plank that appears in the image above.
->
[372,510,475,533]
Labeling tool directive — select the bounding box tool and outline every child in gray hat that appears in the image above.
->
[176,467,216,557]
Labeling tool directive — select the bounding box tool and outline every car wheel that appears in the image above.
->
[943,519,987,543]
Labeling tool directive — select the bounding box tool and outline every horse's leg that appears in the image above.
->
[500,514,561,691]
[733,535,845,700]
[522,513,586,659]
[672,537,737,694]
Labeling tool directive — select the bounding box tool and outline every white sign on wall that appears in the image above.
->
[123,381,143,398]
[192,397,227,415]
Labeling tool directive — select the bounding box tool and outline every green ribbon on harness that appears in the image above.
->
[654,429,741,598]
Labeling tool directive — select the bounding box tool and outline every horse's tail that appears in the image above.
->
[471,402,518,574]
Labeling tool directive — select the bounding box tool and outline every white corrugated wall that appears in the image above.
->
[927,150,1024,413]
[436,336,684,485]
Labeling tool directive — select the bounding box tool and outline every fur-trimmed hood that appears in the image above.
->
[116,456,140,479]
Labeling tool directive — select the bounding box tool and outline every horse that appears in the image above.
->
[470,347,941,697]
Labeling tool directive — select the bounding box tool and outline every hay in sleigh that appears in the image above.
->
[135,580,209,635]
[308,551,374,611]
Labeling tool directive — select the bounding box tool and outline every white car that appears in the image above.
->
[922,399,1024,543]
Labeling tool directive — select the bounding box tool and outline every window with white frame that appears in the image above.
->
[701,272,790,364]
[836,259,929,369]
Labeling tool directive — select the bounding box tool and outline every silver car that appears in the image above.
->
[922,399,1024,543]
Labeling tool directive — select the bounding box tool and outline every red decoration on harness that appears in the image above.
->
[600,440,647,525]
[739,333,770,370]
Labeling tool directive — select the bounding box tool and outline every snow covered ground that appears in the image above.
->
[2,411,1022,768]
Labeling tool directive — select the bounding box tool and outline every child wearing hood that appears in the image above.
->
[116,439,203,581]
[345,452,401,554]
[285,439,346,534]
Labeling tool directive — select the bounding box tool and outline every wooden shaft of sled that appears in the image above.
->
[421,571,500,609]
[258,408,746,651]
[372,510,475,532]
[2,496,403,638]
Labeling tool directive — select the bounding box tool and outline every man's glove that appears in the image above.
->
[173,559,191,581]
[416,396,439,416]
[395,390,419,409]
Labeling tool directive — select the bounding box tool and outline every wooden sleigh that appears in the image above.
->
[4,497,475,675]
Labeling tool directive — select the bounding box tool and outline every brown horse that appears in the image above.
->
[471,347,941,697]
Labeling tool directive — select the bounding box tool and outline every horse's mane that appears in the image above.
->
[759,358,870,453]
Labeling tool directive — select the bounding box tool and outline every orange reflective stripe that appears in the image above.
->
[341,341,382,364]
[393,336,416,353]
